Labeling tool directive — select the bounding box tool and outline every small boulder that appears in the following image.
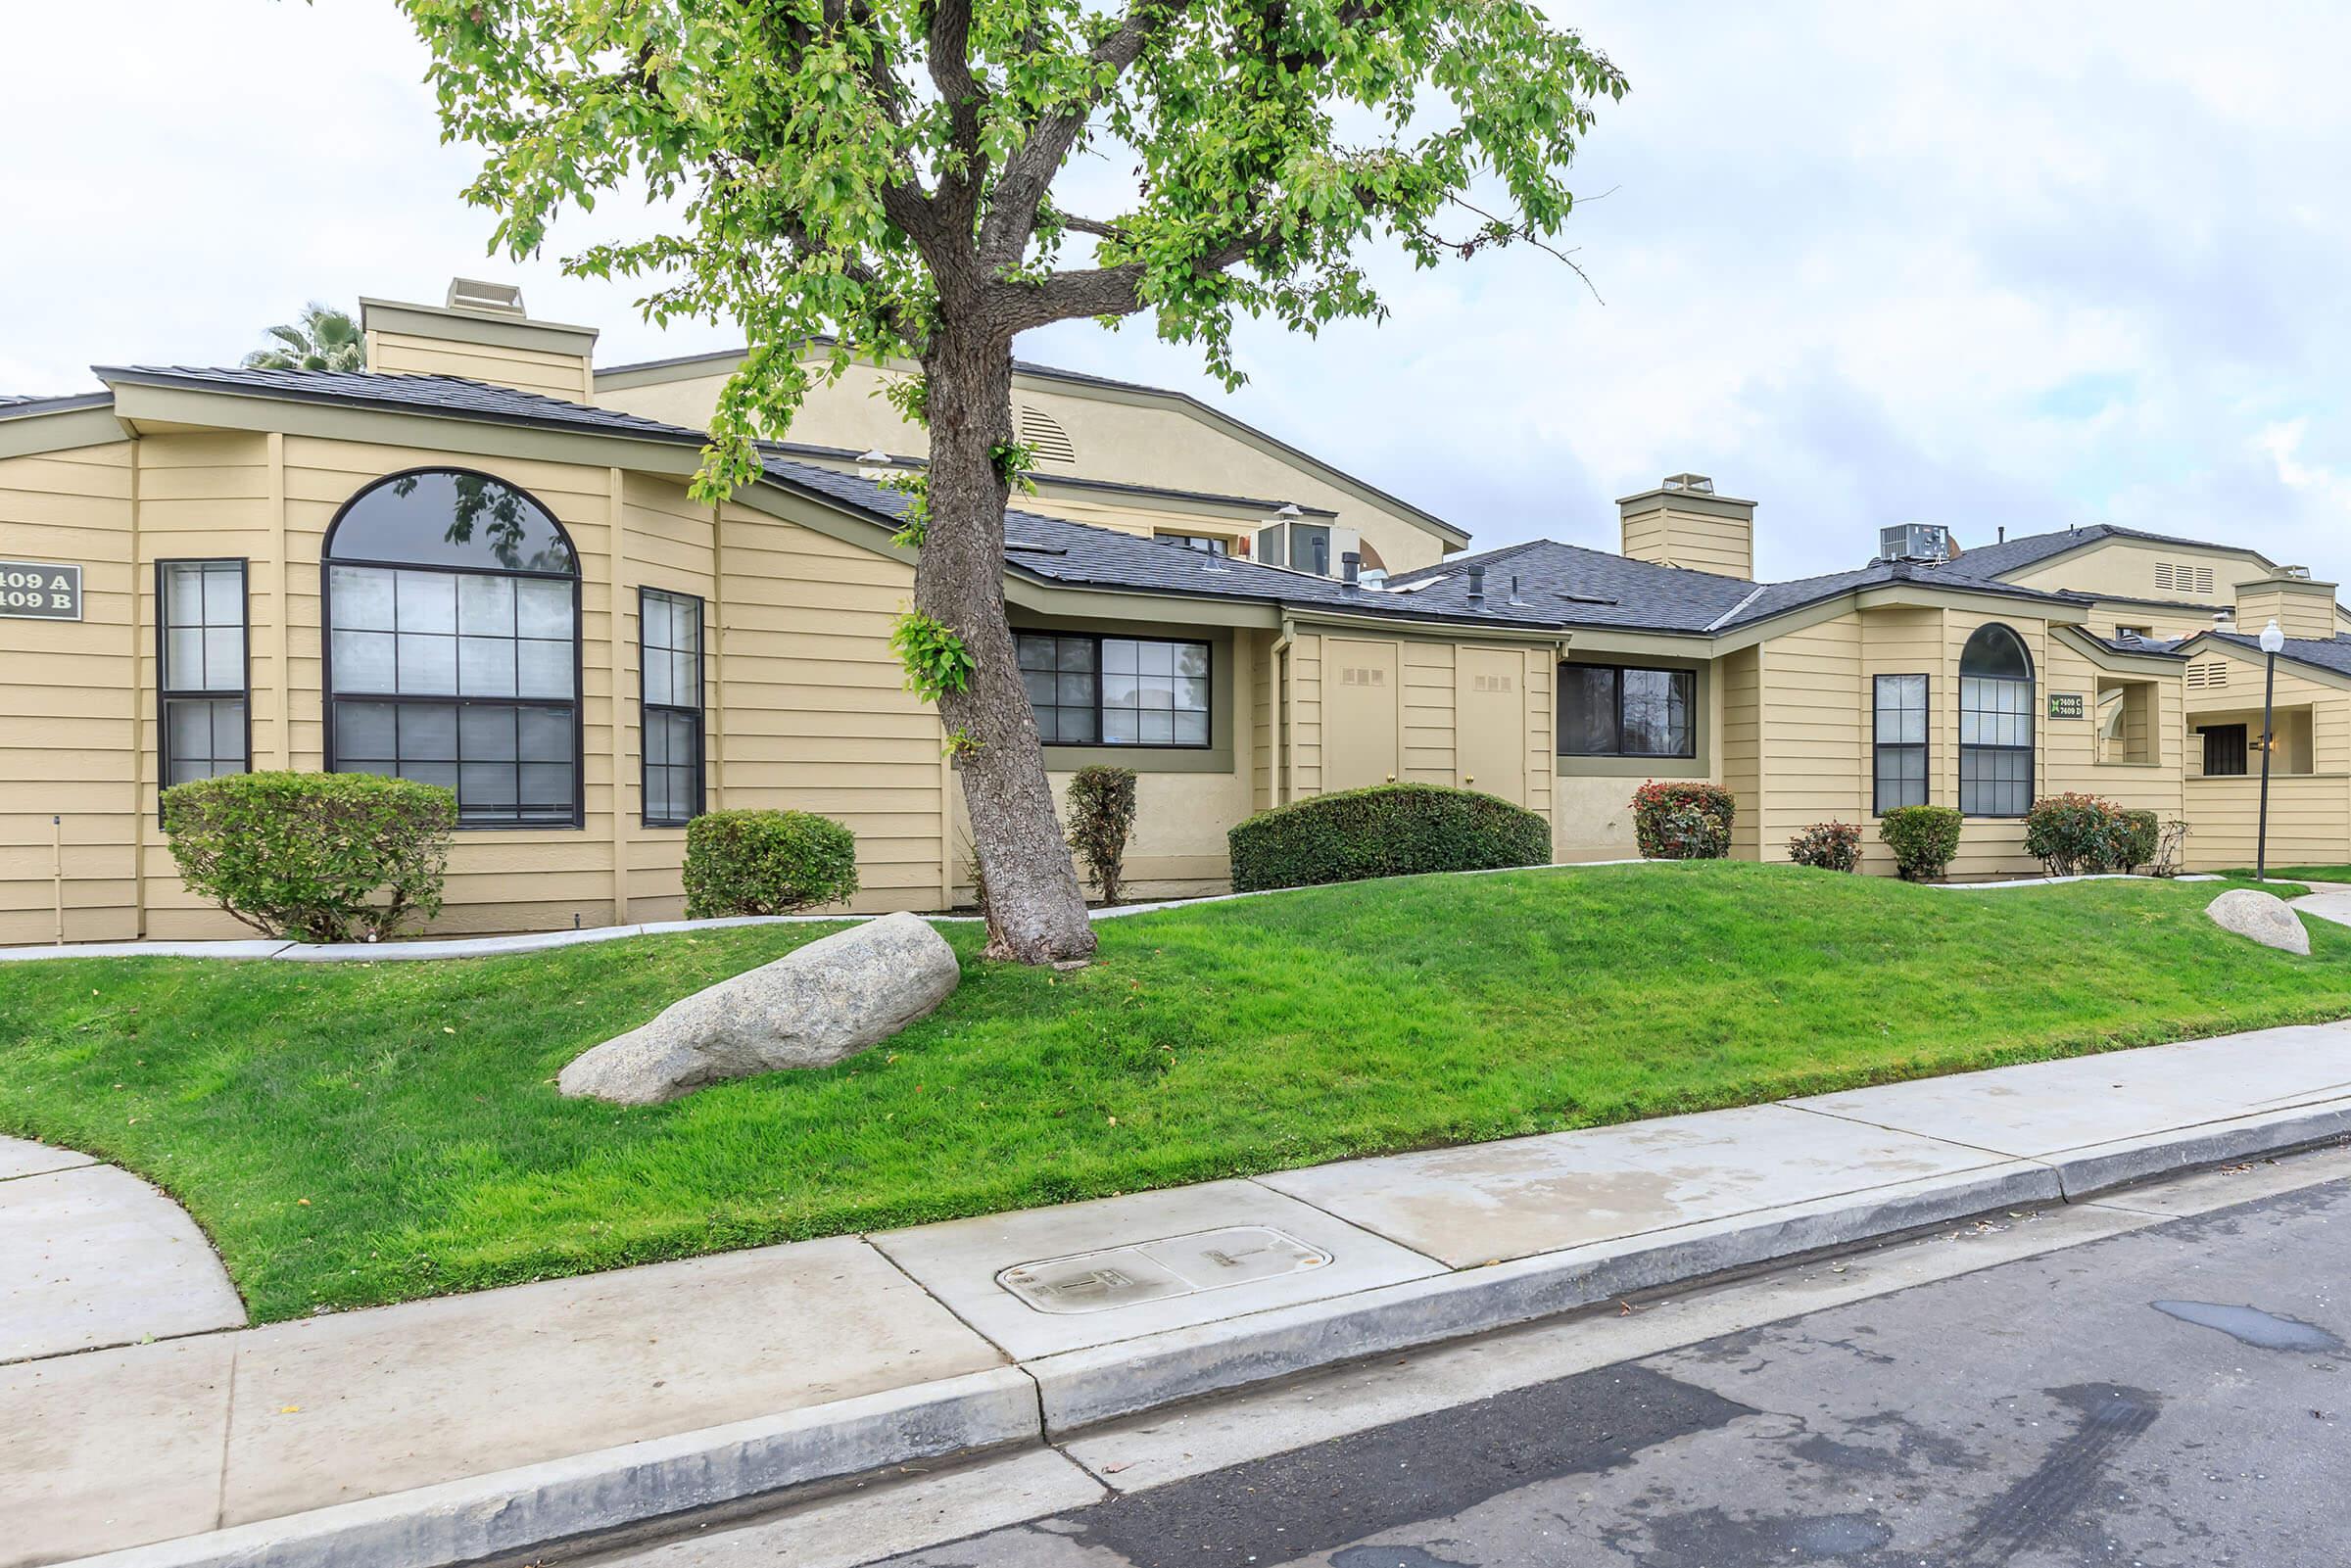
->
[559,912,960,1104]
[2205,888,2311,956]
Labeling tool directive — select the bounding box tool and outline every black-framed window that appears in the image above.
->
[323,469,581,828]
[1873,674,1929,813]
[1156,532,1230,555]
[641,588,705,828]
[1558,664,1696,758]
[1016,632,1212,747]
[158,559,250,791]
[1958,623,2034,817]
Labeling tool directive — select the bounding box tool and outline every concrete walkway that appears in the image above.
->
[12,1021,2351,1568]
[0,1138,242,1364]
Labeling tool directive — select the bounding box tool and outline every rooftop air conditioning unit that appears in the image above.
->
[1880,523,1952,564]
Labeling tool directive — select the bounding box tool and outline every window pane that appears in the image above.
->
[642,592,671,653]
[1959,624,2031,681]
[1176,643,1209,679]
[461,762,519,807]
[1139,641,1175,677]
[401,760,458,790]
[330,565,397,631]
[397,633,456,694]
[164,564,207,628]
[200,628,243,690]
[332,630,397,693]
[1102,639,1138,675]
[1017,635,1056,672]
[1558,667,1618,755]
[518,707,570,763]
[458,574,514,636]
[1621,669,1693,757]
[516,639,573,698]
[168,700,213,761]
[516,577,573,640]
[1177,676,1210,713]
[165,628,205,691]
[400,703,458,761]
[519,763,572,809]
[457,706,514,762]
[335,701,398,761]
[396,570,456,634]
[332,470,574,574]
[1102,705,1138,743]
[1174,709,1209,746]
[458,636,517,696]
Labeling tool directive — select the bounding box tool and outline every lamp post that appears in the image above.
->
[2256,617,2286,881]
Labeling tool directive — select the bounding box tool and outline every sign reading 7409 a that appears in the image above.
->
[0,561,83,620]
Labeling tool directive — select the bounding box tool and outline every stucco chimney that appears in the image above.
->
[360,279,600,404]
[1618,473,1756,579]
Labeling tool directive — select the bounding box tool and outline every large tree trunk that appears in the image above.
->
[918,325,1098,965]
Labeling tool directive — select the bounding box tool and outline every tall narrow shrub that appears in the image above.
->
[1065,766,1140,906]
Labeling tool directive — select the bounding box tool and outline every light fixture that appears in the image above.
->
[2259,618,2286,654]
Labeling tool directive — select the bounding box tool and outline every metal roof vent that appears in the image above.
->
[445,277,527,317]
[1880,523,1953,564]
[1661,473,1715,494]
[2284,564,2314,580]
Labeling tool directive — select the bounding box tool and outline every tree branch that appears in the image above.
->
[979,0,1197,266]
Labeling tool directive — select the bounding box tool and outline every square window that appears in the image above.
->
[396,570,456,635]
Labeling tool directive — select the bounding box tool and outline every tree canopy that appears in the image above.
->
[400,0,1624,485]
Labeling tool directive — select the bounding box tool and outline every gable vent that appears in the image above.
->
[2154,561,2216,596]
[2186,660,2231,689]
[1017,405,1078,464]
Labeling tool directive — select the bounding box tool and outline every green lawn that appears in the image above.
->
[2231,866,2351,884]
[3,861,2344,1323]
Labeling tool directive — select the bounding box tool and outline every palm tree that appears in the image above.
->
[244,303,364,372]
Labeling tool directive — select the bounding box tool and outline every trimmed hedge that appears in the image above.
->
[1630,781,1736,860]
[1878,804,1961,881]
[2116,809,2161,874]
[161,771,456,942]
[1226,784,1552,893]
[1787,821,1863,873]
[684,809,860,918]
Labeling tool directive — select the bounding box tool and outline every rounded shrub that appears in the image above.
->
[1878,804,1961,882]
[2114,809,2161,874]
[1786,821,1862,873]
[1630,781,1736,861]
[2023,791,2130,877]
[162,771,456,942]
[1226,784,1551,894]
[684,809,860,918]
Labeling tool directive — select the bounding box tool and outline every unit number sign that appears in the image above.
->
[2047,692,2086,720]
[0,561,82,620]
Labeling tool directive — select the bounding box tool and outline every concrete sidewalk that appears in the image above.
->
[14,1021,2351,1568]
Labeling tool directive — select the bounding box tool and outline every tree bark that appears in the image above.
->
[918,323,1098,965]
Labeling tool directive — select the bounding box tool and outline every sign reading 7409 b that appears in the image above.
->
[0,561,83,620]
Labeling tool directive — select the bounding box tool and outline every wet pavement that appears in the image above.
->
[865,1171,2349,1567]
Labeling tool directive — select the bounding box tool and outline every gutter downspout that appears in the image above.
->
[1278,615,1297,803]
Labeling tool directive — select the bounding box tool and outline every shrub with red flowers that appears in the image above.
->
[1630,781,1736,860]
[1786,821,1863,873]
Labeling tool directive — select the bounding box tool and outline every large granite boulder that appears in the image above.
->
[2205,888,2311,956]
[559,912,960,1104]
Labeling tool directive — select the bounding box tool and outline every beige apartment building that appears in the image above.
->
[3,283,2346,945]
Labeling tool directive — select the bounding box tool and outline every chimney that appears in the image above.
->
[1466,563,1487,602]
[1618,473,1755,579]
[360,278,600,403]
[2231,572,2335,641]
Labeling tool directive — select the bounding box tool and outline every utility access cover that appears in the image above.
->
[998,1225,1329,1314]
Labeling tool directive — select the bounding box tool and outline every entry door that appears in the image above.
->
[2202,724,2247,777]
[1456,647,1527,802]
[1323,638,1400,791]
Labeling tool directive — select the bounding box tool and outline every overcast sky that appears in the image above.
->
[8,2,2348,588]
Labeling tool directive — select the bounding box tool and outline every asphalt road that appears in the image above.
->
[873,1172,2349,1568]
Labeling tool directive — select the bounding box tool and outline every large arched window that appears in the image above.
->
[1958,623,2034,818]
[322,469,581,828]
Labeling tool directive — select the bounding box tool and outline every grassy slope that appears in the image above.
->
[3,861,2344,1322]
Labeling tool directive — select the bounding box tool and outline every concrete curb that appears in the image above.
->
[55,1103,2351,1568]
[66,1367,1039,1568]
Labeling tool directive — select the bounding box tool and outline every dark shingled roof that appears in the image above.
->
[95,365,708,445]
[1388,538,2088,635]
[1942,523,2268,580]
[2204,631,2351,679]
[759,454,1565,629]
[0,391,113,417]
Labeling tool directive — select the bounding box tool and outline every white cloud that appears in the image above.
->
[7,0,2350,588]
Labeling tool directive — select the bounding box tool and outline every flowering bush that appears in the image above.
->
[1630,782,1735,861]
[2023,792,2132,877]
[1786,821,1863,873]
